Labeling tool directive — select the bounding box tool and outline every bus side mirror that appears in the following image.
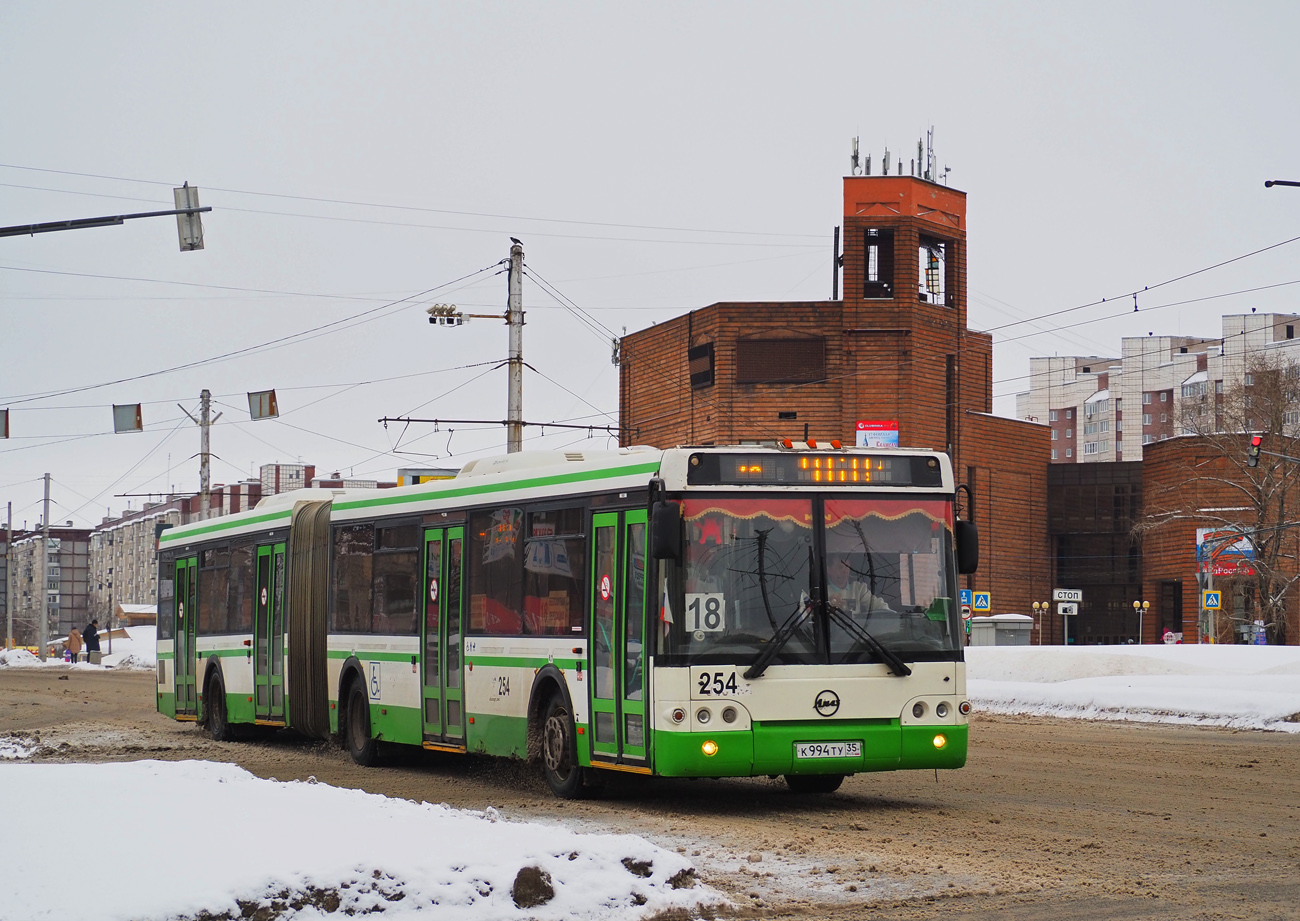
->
[651,501,682,560]
[955,520,979,574]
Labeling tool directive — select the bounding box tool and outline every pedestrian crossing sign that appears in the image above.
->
[1202,590,1222,610]
[972,592,991,612]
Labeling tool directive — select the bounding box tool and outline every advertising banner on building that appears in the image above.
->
[855,420,899,448]
[1196,526,1256,576]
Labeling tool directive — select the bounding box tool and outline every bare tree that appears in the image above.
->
[1137,354,1300,645]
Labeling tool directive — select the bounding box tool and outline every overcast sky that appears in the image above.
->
[3,2,1299,529]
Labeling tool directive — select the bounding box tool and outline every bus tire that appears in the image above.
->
[541,695,586,799]
[784,773,845,794]
[345,682,380,767]
[207,672,234,742]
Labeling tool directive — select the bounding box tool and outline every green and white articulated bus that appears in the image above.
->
[156,444,978,797]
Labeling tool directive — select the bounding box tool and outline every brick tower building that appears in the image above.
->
[618,174,1055,635]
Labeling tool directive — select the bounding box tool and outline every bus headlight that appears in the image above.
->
[721,706,738,724]
[696,708,711,724]
[933,733,948,749]
[701,740,718,757]
[912,702,926,718]
[936,702,950,718]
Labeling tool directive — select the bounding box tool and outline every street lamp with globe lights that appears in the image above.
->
[1132,599,1150,644]
[1031,601,1049,645]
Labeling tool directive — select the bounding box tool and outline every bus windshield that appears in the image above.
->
[823,497,959,659]
[661,495,960,666]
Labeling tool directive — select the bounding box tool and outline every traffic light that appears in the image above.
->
[1248,434,1263,467]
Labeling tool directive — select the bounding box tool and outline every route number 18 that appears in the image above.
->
[686,593,726,632]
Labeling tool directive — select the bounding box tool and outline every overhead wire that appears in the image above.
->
[0,262,505,405]
[0,163,827,240]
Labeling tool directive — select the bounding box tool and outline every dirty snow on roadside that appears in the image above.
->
[967,644,1300,732]
[0,759,723,921]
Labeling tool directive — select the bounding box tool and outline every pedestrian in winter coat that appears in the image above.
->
[66,628,83,663]
[83,620,101,658]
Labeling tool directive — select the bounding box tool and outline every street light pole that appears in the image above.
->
[1132,599,1149,644]
[1264,180,1300,188]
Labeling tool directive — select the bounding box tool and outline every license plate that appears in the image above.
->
[796,741,861,759]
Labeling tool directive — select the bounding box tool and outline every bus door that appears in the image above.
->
[588,510,649,765]
[174,555,198,716]
[422,527,466,747]
[253,543,286,722]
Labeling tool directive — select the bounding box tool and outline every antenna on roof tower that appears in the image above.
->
[850,137,861,175]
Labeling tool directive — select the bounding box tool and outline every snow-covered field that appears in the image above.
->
[0,760,720,921]
[2,638,1298,919]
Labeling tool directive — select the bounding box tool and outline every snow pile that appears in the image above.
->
[0,760,723,921]
[967,644,1300,732]
[0,626,157,670]
[0,648,43,667]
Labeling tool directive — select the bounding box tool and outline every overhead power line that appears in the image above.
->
[0,263,505,406]
[0,163,826,241]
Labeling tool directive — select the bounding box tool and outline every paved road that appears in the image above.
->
[3,667,1298,920]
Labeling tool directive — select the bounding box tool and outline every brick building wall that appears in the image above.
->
[1141,436,1299,645]
[619,175,1051,630]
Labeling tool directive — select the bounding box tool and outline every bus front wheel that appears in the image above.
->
[346,682,380,766]
[784,773,845,794]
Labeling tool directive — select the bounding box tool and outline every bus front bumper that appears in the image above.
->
[652,720,968,777]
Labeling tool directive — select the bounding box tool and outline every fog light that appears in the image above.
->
[696,707,711,724]
[701,740,718,757]
[933,734,948,749]
[936,702,950,718]
[959,700,972,716]
[671,708,686,724]
[722,706,738,724]
[912,702,926,718]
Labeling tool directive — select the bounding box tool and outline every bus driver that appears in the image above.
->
[825,555,891,616]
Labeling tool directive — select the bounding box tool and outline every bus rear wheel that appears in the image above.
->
[207,673,234,742]
[784,773,845,794]
[346,682,380,766]
[541,696,587,799]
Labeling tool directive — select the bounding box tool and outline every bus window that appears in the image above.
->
[468,508,524,635]
[331,524,374,633]
[523,507,586,636]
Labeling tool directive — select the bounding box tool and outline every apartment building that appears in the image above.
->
[1017,313,1300,462]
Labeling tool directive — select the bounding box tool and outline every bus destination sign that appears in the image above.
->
[687,452,943,488]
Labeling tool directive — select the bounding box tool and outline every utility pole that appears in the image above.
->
[40,473,50,661]
[507,241,525,453]
[180,390,221,520]
[200,389,212,517]
[5,501,12,650]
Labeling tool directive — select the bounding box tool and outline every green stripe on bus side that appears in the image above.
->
[161,510,292,544]
[332,461,662,512]
[465,711,529,759]
[326,649,417,662]
[467,655,581,670]
[324,649,581,670]
[157,652,175,661]
[369,702,422,746]
[199,648,253,658]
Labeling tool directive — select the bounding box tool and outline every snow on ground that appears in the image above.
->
[0,625,156,670]
[0,760,723,921]
[967,643,1300,732]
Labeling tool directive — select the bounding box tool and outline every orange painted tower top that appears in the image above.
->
[842,176,966,233]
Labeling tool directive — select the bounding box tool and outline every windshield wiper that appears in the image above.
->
[827,602,912,677]
[743,596,813,680]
